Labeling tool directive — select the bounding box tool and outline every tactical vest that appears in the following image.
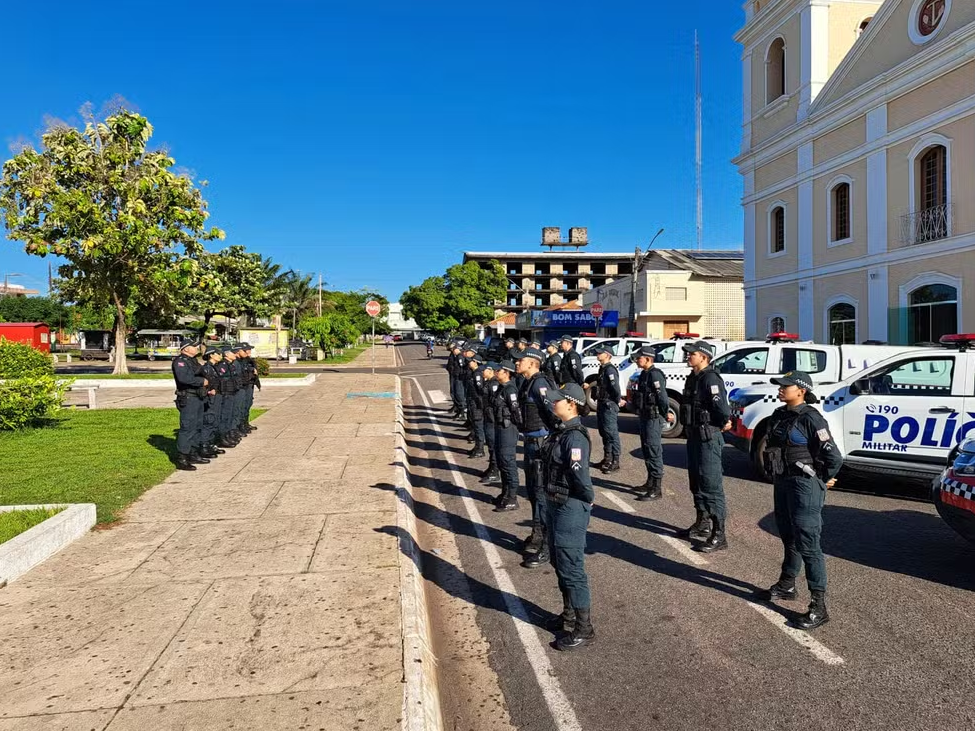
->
[763,409,815,477]
[543,423,591,504]
[521,373,550,433]
[635,369,660,418]
[681,369,717,428]
[483,380,500,422]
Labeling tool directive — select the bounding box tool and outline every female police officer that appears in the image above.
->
[543,382,596,651]
[758,371,843,630]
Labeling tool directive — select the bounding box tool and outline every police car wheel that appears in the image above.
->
[751,434,774,483]
[662,398,683,439]
[585,378,598,411]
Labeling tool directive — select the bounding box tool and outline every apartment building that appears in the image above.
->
[463,227,634,314]
[736,0,975,344]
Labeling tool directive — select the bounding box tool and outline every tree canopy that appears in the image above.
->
[298,313,360,356]
[401,261,506,336]
[0,108,223,373]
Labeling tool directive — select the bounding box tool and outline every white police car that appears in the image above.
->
[728,334,975,481]
[932,438,975,545]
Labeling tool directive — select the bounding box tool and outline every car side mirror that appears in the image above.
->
[849,379,870,396]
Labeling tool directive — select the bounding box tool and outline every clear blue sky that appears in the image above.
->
[2,0,745,301]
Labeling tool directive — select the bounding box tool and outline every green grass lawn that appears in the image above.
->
[0,408,265,525]
[301,344,369,364]
[0,507,64,545]
[72,373,308,379]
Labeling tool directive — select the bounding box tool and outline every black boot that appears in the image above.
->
[483,467,502,486]
[795,591,829,630]
[522,526,545,553]
[175,452,197,471]
[467,442,485,458]
[601,457,620,474]
[494,488,519,513]
[695,517,728,553]
[479,464,493,478]
[646,478,663,501]
[556,608,595,650]
[202,444,223,458]
[677,510,711,540]
[591,456,609,470]
[633,478,652,499]
[758,579,798,602]
[546,594,576,634]
[247,424,257,431]
[218,436,237,448]
[521,542,549,568]
[188,449,211,465]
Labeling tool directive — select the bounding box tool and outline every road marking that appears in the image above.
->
[408,377,584,731]
[746,601,846,666]
[427,389,449,404]
[601,491,709,567]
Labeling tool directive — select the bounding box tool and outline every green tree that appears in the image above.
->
[282,271,318,330]
[0,296,69,327]
[298,313,360,356]
[0,108,223,373]
[401,276,457,336]
[323,289,391,336]
[401,260,505,336]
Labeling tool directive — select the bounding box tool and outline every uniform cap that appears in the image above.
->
[517,338,529,345]
[770,371,815,392]
[681,340,714,359]
[207,349,223,359]
[545,340,559,349]
[221,346,236,355]
[521,347,546,363]
[500,359,517,373]
[560,335,574,344]
[530,340,541,347]
[592,345,613,356]
[633,346,657,360]
[471,354,485,364]
[180,338,200,350]
[504,337,515,344]
[549,383,587,406]
[485,361,500,371]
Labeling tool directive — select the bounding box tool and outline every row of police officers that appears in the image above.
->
[171,339,262,470]
[444,336,843,648]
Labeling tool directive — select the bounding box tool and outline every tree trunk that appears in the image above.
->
[111,292,129,375]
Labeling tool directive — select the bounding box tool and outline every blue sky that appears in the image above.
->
[2,0,745,301]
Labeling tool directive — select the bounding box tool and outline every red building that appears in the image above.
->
[0,322,52,353]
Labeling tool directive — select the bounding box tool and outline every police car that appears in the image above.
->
[932,438,975,545]
[728,334,975,481]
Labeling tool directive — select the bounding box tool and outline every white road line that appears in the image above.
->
[600,491,710,567]
[427,389,449,404]
[746,601,846,666]
[407,377,584,731]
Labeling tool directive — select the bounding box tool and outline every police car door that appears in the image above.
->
[842,352,969,466]
[711,346,772,397]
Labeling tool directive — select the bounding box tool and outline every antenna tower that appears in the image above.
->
[695,30,703,251]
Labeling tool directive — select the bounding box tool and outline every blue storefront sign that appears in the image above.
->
[537,310,620,329]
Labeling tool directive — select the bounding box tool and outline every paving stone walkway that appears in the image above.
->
[0,373,405,731]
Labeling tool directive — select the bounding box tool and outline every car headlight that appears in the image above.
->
[732,393,767,409]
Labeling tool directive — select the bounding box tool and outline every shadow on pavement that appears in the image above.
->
[147,433,178,462]
[757,505,975,592]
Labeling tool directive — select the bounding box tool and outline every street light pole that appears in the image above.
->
[628,229,664,331]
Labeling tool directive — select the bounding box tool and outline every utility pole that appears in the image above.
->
[695,30,704,251]
[317,274,323,317]
[628,229,665,331]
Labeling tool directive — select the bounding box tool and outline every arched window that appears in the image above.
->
[831,181,851,243]
[910,145,949,243]
[828,302,856,345]
[858,17,873,35]
[909,283,957,344]
[769,205,786,254]
[766,38,786,104]
[769,316,786,334]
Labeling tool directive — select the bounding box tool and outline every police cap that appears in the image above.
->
[560,335,574,344]
[770,371,814,392]
[500,359,517,373]
[521,347,546,363]
[681,340,714,359]
[549,383,587,407]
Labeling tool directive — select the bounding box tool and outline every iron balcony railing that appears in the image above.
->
[901,202,952,245]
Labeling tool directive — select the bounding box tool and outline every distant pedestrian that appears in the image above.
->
[757,371,843,630]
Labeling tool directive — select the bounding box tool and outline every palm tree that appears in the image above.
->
[283,271,318,330]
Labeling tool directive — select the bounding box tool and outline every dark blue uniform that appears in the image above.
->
[633,364,669,497]
[447,352,465,415]
[520,371,558,554]
[543,351,562,385]
[559,349,584,387]
[482,377,501,473]
[216,358,240,441]
[172,354,206,457]
[681,365,731,549]
[465,366,486,452]
[494,378,524,509]
[201,359,222,447]
[595,361,622,468]
[763,404,843,593]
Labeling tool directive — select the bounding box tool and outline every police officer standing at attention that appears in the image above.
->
[679,340,732,553]
[216,346,241,447]
[446,343,465,419]
[758,371,843,630]
[172,339,209,471]
[465,353,487,458]
[200,347,226,458]
[516,347,559,567]
[543,383,596,651]
[543,340,562,384]
[480,362,502,485]
[504,337,518,361]
[631,346,672,500]
[589,346,622,473]
[558,335,584,387]
[240,344,260,433]
[493,360,523,512]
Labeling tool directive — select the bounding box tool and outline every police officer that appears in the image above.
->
[238,343,260,433]
[543,340,563,384]
[465,353,487,458]
[447,343,465,418]
[530,338,542,350]
[589,346,622,473]
[461,344,478,441]
[232,343,251,436]
[480,363,502,485]
[504,337,518,361]
[543,383,596,651]
[679,340,732,553]
[516,338,529,355]
[631,346,672,500]
[517,347,559,567]
[758,371,843,630]
[200,347,226,458]
[493,359,523,511]
[558,335,584,387]
[172,339,209,470]
[216,346,241,447]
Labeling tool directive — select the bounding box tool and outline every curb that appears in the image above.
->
[0,504,96,585]
[393,376,445,731]
[63,374,317,389]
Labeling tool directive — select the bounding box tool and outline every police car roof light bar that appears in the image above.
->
[670,332,700,340]
[623,331,645,337]
[766,332,800,342]
[939,333,975,351]
[579,332,598,337]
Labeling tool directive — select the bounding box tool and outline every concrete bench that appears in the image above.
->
[65,384,99,410]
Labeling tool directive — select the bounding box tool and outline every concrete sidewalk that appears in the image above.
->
[0,373,437,731]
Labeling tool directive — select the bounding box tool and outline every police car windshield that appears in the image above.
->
[651,343,676,363]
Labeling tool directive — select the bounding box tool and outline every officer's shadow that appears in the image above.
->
[147,432,178,462]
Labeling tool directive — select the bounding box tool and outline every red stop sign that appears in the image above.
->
[590,303,604,318]
[365,300,382,317]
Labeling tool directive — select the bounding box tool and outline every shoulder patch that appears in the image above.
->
[609,374,616,381]
[571,448,582,461]
[710,384,719,394]
[177,362,184,367]
[509,393,517,401]
[817,428,831,441]
[539,387,547,396]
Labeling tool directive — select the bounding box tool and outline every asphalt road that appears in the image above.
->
[396,343,975,731]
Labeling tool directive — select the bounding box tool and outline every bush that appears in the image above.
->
[0,340,68,430]
[0,338,54,378]
[254,357,271,376]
